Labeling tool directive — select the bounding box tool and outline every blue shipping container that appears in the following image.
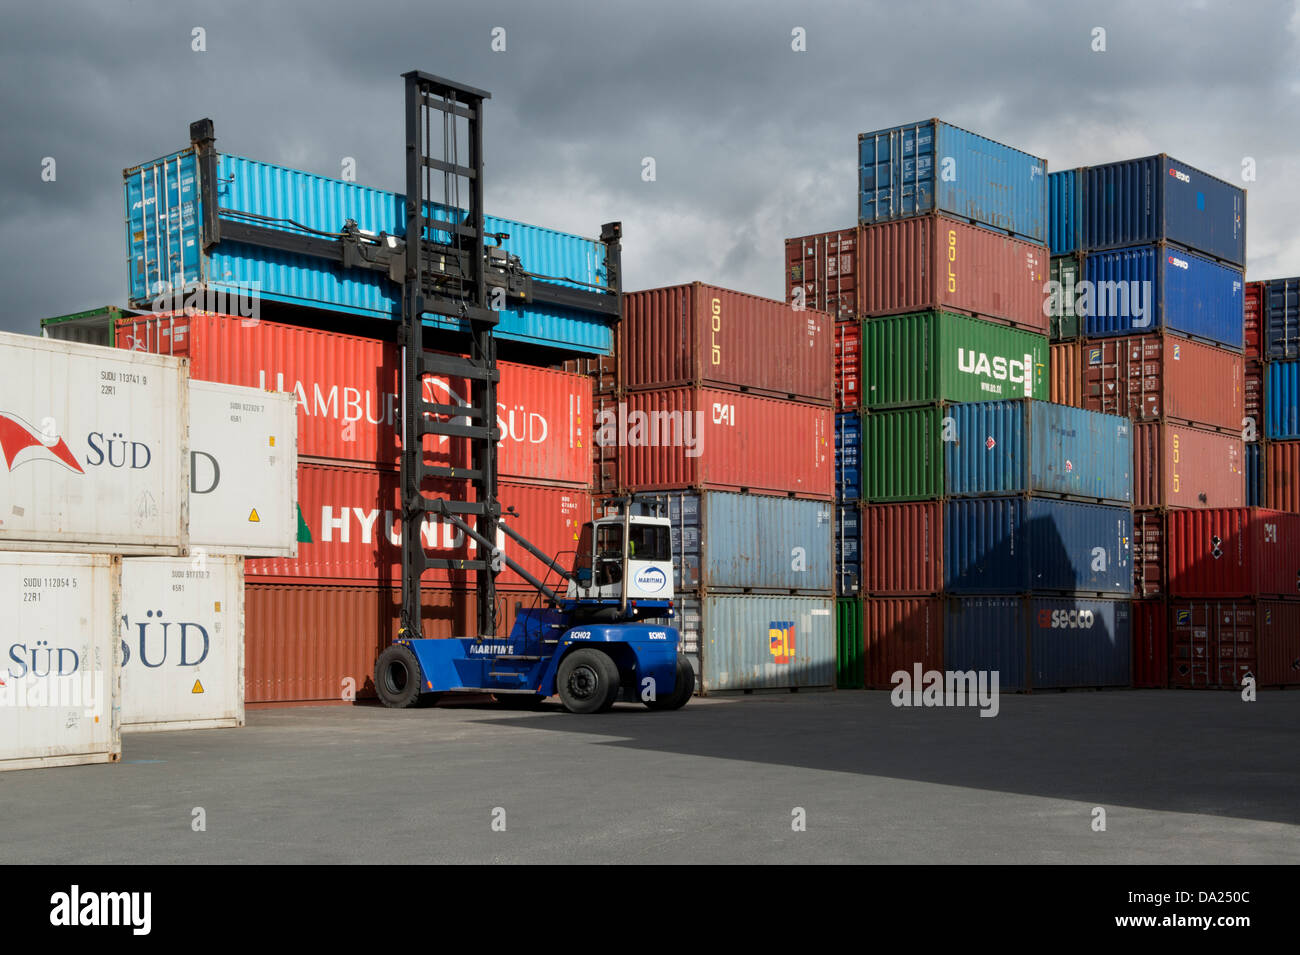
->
[858,119,1046,243]
[1245,443,1263,507]
[1263,277,1300,360]
[1048,168,1083,256]
[836,412,862,500]
[836,503,861,595]
[124,148,615,355]
[1266,360,1300,440]
[946,399,1133,503]
[1082,155,1245,266]
[944,497,1133,595]
[631,491,833,593]
[945,596,1131,691]
[1083,244,1244,349]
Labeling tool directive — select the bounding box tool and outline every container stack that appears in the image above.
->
[1047,168,1085,405]
[1262,277,1300,511]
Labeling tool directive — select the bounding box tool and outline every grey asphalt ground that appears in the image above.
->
[4,689,1299,864]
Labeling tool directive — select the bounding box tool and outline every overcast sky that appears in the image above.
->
[2,0,1298,334]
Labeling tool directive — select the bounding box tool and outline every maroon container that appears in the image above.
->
[1082,334,1243,433]
[621,283,833,404]
[863,597,944,690]
[863,502,942,595]
[1131,598,1168,688]
[1166,507,1300,599]
[1245,281,1265,360]
[1134,508,1165,598]
[1169,600,1256,689]
[1266,440,1300,512]
[857,214,1049,332]
[1258,600,1300,687]
[785,228,859,322]
[1133,422,1244,509]
[1244,359,1264,442]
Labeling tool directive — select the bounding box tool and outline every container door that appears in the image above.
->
[125,150,202,306]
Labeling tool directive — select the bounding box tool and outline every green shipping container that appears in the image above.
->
[836,598,863,689]
[865,405,944,501]
[863,310,1049,408]
[1048,255,1083,340]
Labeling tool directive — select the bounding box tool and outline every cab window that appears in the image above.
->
[628,523,670,561]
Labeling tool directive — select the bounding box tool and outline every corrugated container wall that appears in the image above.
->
[945,400,1133,503]
[1165,508,1300,599]
[834,321,862,410]
[1134,509,1165,597]
[1244,359,1265,441]
[944,597,1026,690]
[835,503,861,595]
[1266,359,1300,439]
[1131,598,1169,688]
[1258,601,1300,687]
[1082,155,1246,266]
[1083,244,1245,349]
[1049,255,1084,339]
[865,405,942,501]
[836,412,862,500]
[698,594,836,693]
[1263,277,1300,359]
[1244,281,1264,360]
[620,284,833,403]
[863,502,943,595]
[1048,169,1083,255]
[1169,601,1255,689]
[1267,440,1300,512]
[1245,443,1264,508]
[858,119,1047,243]
[1050,341,1084,408]
[857,216,1049,333]
[862,311,1049,408]
[1132,422,1244,509]
[863,597,944,690]
[835,599,864,688]
[785,228,859,321]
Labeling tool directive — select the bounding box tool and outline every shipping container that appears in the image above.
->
[124,147,616,355]
[620,284,833,403]
[629,490,833,593]
[1048,169,1083,256]
[592,392,620,495]
[1245,442,1264,508]
[864,405,943,502]
[944,497,1133,595]
[121,556,244,731]
[836,411,862,500]
[1266,359,1300,439]
[862,311,1048,408]
[247,464,588,587]
[118,312,593,485]
[1131,598,1168,688]
[1244,281,1264,360]
[1257,600,1300,687]
[1082,334,1244,433]
[863,502,943,595]
[945,400,1133,503]
[612,389,832,498]
[1263,277,1300,359]
[1082,244,1245,349]
[785,228,859,322]
[835,598,864,688]
[863,596,943,690]
[1266,440,1300,512]
[836,502,861,595]
[188,380,298,557]
[1168,600,1255,689]
[1050,341,1084,408]
[1048,254,1084,339]
[1082,155,1246,266]
[1244,358,1264,442]
[1165,507,1300,599]
[1134,508,1165,598]
[1133,422,1244,509]
[40,305,138,347]
[0,331,188,554]
[561,354,617,396]
[697,594,835,693]
[0,554,121,771]
[858,119,1046,242]
[857,215,1049,332]
[834,321,862,410]
[944,596,1027,690]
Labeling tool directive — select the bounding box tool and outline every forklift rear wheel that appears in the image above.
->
[557,649,621,714]
[375,644,425,708]
[644,656,695,711]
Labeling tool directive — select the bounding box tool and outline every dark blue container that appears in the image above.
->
[836,412,863,501]
[944,597,1027,690]
[836,503,861,595]
[944,497,1133,595]
[1266,360,1300,440]
[1245,443,1263,507]
[1082,155,1245,266]
[1048,169,1083,256]
[1263,277,1300,359]
[1083,244,1244,349]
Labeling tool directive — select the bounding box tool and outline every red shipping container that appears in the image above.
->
[785,228,859,322]
[1169,600,1256,689]
[247,463,588,587]
[1131,598,1168,688]
[610,388,833,499]
[1266,440,1300,512]
[1166,507,1300,598]
[1244,359,1264,442]
[620,284,833,404]
[863,502,942,595]
[834,321,862,411]
[116,312,593,486]
[1257,600,1300,687]
[863,597,943,690]
[561,354,617,394]
[1133,422,1244,509]
[1134,509,1165,598]
[1050,341,1083,408]
[1245,281,1265,360]
[857,214,1049,332]
[1082,334,1243,433]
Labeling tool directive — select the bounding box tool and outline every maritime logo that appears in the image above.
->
[769,621,795,664]
[0,413,84,473]
[634,567,667,593]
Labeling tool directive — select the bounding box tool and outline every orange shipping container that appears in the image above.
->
[863,597,943,690]
[863,502,943,595]
[1050,341,1083,408]
[1266,440,1300,511]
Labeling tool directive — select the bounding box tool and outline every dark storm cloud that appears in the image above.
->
[1,0,1297,333]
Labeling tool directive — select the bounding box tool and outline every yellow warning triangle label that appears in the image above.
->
[248,508,260,523]
[192,679,205,694]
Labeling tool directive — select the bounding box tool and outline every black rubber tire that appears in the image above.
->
[374,644,425,708]
[557,648,621,714]
[644,656,695,711]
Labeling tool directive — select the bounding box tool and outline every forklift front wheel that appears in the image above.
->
[644,656,695,711]
[557,649,621,714]
[375,644,425,708]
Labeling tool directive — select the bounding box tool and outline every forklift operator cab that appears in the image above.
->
[567,515,674,606]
